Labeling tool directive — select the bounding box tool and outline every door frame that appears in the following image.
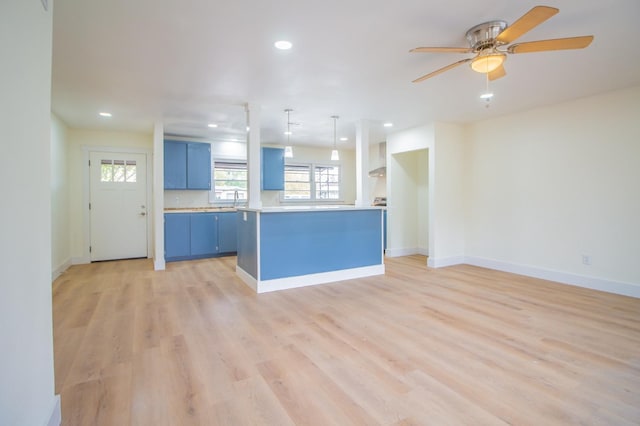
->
[80,145,153,263]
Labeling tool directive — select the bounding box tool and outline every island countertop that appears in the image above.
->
[238,205,384,213]
[164,207,237,213]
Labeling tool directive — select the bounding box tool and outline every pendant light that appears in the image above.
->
[331,115,339,161]
[284,109,293,158]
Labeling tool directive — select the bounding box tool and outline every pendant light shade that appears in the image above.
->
[284,109,294,158]
[331,115,339,161]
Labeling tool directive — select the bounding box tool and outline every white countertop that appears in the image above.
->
[164,207,237,213]
[238,205,385,213]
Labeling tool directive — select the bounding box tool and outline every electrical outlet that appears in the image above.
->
[582,255,592,265]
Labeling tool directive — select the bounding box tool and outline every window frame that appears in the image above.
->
[282,162,342,203]
[208,157,248,205]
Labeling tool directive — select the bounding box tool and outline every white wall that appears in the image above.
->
[386,123,465,264]
[67,128,152,262]
[51,114,71,279]
[417,149,429,252]
[465,85,640,289]
[431,122,466,264]
[368,142,386,202]
[388,151,420,253]
[387,124,435,256]
[0,0,59,424]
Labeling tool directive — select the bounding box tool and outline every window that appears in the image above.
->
[315,165,340,200]
[284,164,312,200]
[100,159,136,183]
[284,163,340,201]
[212,161,247,202]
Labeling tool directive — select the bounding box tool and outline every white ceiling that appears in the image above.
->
[52,0,640,148]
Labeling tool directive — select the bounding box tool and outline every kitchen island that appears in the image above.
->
[236,206,385,293]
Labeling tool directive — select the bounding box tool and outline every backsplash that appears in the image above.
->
[164,190,210,208]
[163,190,281,208]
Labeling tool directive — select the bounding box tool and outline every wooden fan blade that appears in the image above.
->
[508,36,594,53]
[412,58,471,83]
[410,46,472,54]
[488,64,506,81]
[496,6,559,44]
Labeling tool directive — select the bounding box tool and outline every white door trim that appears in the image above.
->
[79,145,153,264]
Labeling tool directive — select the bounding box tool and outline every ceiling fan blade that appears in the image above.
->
[488,64,506,81]
[410,46,472,54]
[508,36,594,53]
[412,58,472,83]
[496,6,559,44]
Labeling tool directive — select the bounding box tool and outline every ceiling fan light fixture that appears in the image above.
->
[470,51,506,73]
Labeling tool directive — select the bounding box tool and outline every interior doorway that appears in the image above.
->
[89,151,148,261]
[388,148,429,256]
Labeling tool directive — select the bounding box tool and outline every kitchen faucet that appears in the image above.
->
[233,190,239,208]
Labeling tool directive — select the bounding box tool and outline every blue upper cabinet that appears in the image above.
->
[164,141,187,189]
[261,147,284,190]
[187,142,211,190]
[164,140,211,190]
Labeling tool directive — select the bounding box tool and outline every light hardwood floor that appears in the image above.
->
[52,255,640,425]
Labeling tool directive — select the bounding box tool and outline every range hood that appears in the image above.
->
[368,166,386,177]
[368,142,386,177]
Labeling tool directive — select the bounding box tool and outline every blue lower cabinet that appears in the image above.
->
[165,212,237,262]
[190,213,218,256]
[165,213,191,259]
[218,212,237,253]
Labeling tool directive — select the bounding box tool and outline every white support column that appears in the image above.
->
[246,103,263,209]
[153,121,165,270]
[355,120,370,207]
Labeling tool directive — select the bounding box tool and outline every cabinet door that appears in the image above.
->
[165,213,190,259]
[190,213,218,256]
[261,147,284,190]
[164,141,187,189]
[218,212,238,253]
[187,142,211,190]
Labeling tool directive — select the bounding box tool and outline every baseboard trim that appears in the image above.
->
[428,256,465,268]
[464,256,640,299]
[46,394,61,426]
[236,266,258,292]
[51,259,71,282]
[237,264,385,294]
[71,256,90,265]
[385,247,420,258]
[154,258,166,271]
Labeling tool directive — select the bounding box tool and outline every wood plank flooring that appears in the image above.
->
[52,255,640,425]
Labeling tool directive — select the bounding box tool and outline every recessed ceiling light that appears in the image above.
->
[340,137,348,141]
[274,40,292,50]
[383,122,393,127]
[480,92,494,99]
[284,131,292,135]
[99,112,112,117]
[208,123,218,128]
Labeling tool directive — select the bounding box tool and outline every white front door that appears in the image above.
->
[89,151,148,261]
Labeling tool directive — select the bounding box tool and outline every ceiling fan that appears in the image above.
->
[411,5,594,83]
